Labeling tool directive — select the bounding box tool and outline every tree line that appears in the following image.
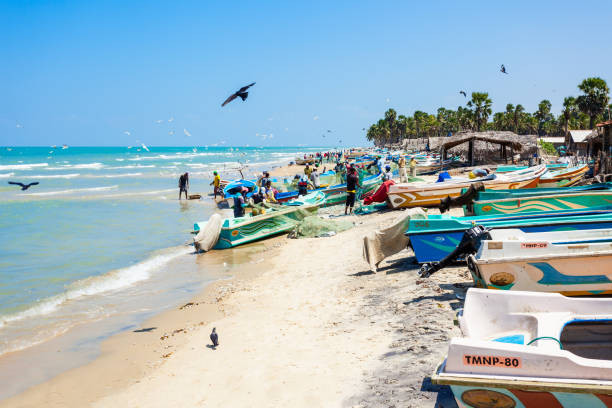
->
[366,77,611,145]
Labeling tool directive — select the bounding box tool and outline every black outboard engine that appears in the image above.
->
[418,225,491,278]
[439,182,485,214]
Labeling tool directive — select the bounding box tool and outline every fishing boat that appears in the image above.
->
[496,163,568,173]
[387,165,546,209]
[222,179,259,198]
[433,288,612,407]
[274,172,383,206]
[472,183,612,202]
[537,164,589,187]
[405,209,612,263]
[193,192,325,249]
[295,157,315,165]
[467,228,612,295]
[471,191,612,215]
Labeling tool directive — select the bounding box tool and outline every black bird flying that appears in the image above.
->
[500,64,508,74]
[221,83,256,107]
[210,327,219,347]
[459,91,467,97]
[8,181,39,190]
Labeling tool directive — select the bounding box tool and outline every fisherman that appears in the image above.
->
[304,164,312,178]
[345,166,361,215]
[264,180,278,203]
[382,165,393,182]
[398,155,408,183]
[178,172,189,200]
[233,188,247,218]
[210,171,222,199]
[310,164,321,189]
[259,171,270,187]
[410,157,417,177]
[297,175,309,196]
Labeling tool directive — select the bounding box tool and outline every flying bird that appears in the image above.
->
[8,181,39,190]
[459,91,467,97]
[169,130,174,136]
[168,117,174,123]
[184,129,191,137]
[210,328,219,347]
[500,64,508,74]
[155,120,163,124]
[16,123,23,128]
[141,143,150,152]
[327,130,332,133]
[124,131,131,136]
[221,82,256,107]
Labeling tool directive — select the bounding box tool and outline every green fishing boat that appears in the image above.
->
[472,183,612,202]
[472,191,612,215]
[194,192,325,249]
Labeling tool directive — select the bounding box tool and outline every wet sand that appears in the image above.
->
[4,166,468,408]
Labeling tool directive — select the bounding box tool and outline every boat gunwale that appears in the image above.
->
[474,191,612,205]
[431,360,612,394]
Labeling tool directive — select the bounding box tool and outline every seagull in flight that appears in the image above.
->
[184,129,191,137]
[459,90,467,97]
[500,64,508,74]
[124,131,131,136]
[221,82,256,107]
[8,181,39,190]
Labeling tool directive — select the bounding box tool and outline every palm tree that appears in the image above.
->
[576,77,610,128]
[513,104,525,134]
[534,99,552,136]
[384,109,397,142]
[467,92,492,131]
[561,97,577,138]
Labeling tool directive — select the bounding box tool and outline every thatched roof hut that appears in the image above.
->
[430,131,538,165]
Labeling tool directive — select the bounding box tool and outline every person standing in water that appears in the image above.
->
[210,171,222,199]
[345,166,361,215]
[178,172,189,200]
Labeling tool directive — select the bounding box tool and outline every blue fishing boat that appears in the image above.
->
[406,209,612,263]
[222,179,259,198]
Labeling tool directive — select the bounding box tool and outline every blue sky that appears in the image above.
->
[1,0,611,147]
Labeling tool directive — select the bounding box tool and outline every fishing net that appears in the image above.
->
[289,215,354,238]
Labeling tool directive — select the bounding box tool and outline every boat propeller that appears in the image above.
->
[418,225,491,278]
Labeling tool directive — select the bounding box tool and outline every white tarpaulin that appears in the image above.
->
[193,213,223,252]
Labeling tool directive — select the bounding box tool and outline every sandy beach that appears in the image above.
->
[3,163,468,408]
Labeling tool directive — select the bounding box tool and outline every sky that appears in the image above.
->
[1,0,611,147]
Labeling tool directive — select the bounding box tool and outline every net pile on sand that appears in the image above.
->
[289,215,353,238]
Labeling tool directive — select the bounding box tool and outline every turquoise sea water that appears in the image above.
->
[0,146,319,356]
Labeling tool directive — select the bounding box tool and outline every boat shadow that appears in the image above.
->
[421,377,459,408]
[350,256,421,277]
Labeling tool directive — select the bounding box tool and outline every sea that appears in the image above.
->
[0,145,321,397]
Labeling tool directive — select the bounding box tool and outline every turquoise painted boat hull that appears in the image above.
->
[473,192,612,215]
[194,193,324,249]
[473,183,612,201]
[405,209,612,263]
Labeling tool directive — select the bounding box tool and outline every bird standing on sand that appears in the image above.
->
[8,181,39,190]
[459,91,467,97]
[221,83,256,107]
[500,64,508,74]
[210,328,219,347]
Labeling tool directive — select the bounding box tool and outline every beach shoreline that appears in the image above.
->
[2,167,468,407]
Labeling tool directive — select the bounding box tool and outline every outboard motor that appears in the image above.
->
[438,182,485,214]
[418,225,491,278]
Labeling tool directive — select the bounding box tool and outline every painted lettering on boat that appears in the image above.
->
[463,354,522,368]
[413,221,430,228]
[521,242,548,249]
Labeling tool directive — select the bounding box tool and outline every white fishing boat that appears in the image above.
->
[467,228,612,296]
[433,288,612,407]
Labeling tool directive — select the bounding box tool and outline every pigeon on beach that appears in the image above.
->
[8,181,39,190]
[500,64,508,74]
[210,328,219,347]
[221,83,256,107]
[459,90,467,97]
